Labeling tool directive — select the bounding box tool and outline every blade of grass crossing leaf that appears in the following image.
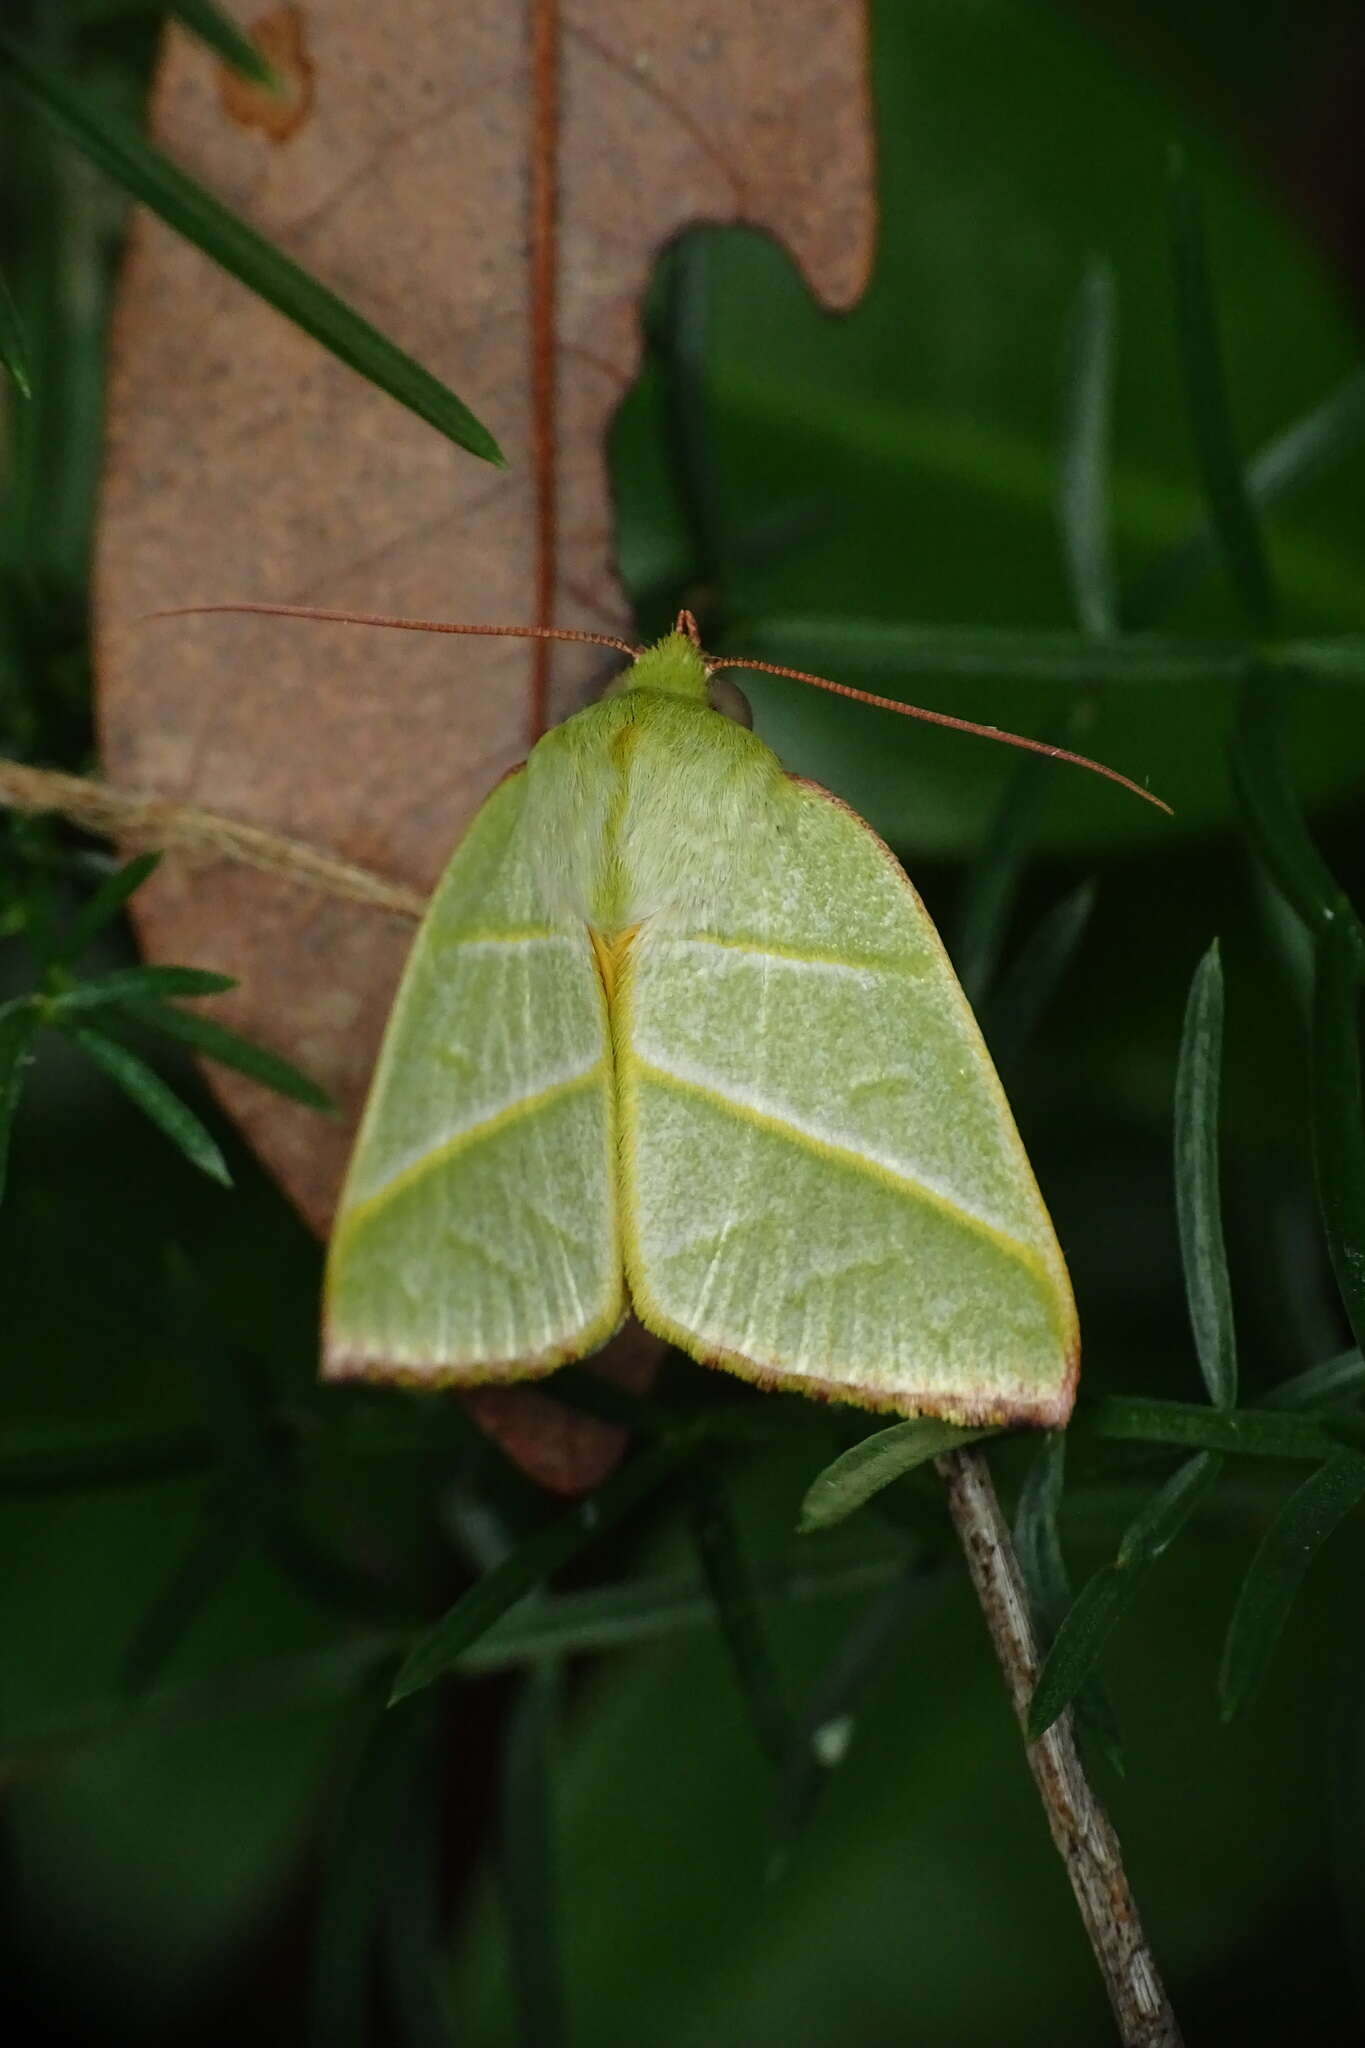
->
[1028,1452,1221,1739]
[67,1024,232,1184]
[54,962,236,1010]
[985,879,1097,1072]
[0,270,33,399]
[0,1005,38,1201]
[1167,148,1275,634]
[1175,942,1238,1406]
[310,1697,439,2048]
[171,0,279,87]
[1058,261,1117,638]
[498,1662,566,2048]
[1219,1452,1365,1719]
[0,36,504,466]
[798,1420,998,1535]
[390,1432,698,1701]
[688,1466,794,1764]
[128,996,332,1108]
[63,851,161,959]
[1312,919,1365,1354]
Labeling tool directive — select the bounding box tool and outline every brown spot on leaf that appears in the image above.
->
[217,4,314,143]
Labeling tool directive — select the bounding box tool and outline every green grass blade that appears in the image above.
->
[1174,942,1238,1407]
[687,1466,794,1765]
[1219,1452,1365,1720]
[1229,665,1365,949]
[1263,1348,1365,1412]
[497,1664,566,2048]
[0,1005,39,1202]
[67,1023,233,1184]
[1167,149,1275,634]
[381,1733,454,2048]
[1124,370,1365,629]
[1058,261,1116,638]
[170,0,278,86]
[0,270,33,399]
[63,850,162,959]
[797,1420,998,1535]
[128,996,332,1109]
[985,878,1097,1073]
[390,1433,697,1701]
[1014,1434,1124,1773]
[54,962,236,1010]
[1280,637,1365,683]
[1312,919,1365,1355]
[953,736,1064,1006]
[310,1698,439,2048]
[1028,1451,1221,1738]
[1085,1392,1341,1461]
[0,1418,211,1491]
[0,34,505,467]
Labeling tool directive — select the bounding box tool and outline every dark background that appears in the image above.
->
[3,2,1365,2042]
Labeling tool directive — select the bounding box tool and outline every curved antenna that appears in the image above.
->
[709,653,1172,814]
[147,601,642,660]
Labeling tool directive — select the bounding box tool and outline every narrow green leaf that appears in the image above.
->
[381,1735,454,2048]
[1219,1452,1365,1719]
[1280,637,1365,684]
[389,1433,696,1701]
[67,1024,233,1185]
[171,0,279,87]
[1312,919,1365,1355]
[1263,1348,1365,1412]
[1014,1435,1124,1774]
[1058,261,1117,638]
[769,1562,937,1871]
[985,878,1097,1073]
[63,850,162,960]
[1167,148,1275,634]
[0,1419,210,1492]
[797,1420,998,1535]
[0,1005,39,1202]
[54,962,236,1011]
[128,996,332,1109]
[0,35,505,467]
[1124,370,1365,629]
[1230,666,1365,948]
[311,1698,439,2048]
[1174,942,1238,1407]
[121,1498,247,1693]
[734,615,1245,686]
[1086,1392,1338,1461]
[1114,1450,1222,1568]
[1028,1452,1222,1738]
[954,734,1064,1005]
[0,271,33,399]
[498,1664,566,2048]
[688,1467,794,1764]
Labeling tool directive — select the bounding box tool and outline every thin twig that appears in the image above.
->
[936,1445,1182,2048]
[0,758,426,919]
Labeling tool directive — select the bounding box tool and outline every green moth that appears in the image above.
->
[315,610,1161,1428]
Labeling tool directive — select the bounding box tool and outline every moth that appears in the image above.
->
[244,605,1162,1431]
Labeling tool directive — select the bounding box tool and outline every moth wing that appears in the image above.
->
[618,778,1078,1424]
[325,770,622,1382]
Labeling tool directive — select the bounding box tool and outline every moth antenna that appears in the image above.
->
[708,654,1172,814]
[146,601,642,660]
[675,608,703,646]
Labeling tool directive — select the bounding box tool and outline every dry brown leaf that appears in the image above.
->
[94,0,875,1490]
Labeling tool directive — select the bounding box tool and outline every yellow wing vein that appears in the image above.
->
[630,1057,1047,1280]
[336,1063,606,1245]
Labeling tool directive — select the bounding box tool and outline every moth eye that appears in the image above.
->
[707,675,753,728]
